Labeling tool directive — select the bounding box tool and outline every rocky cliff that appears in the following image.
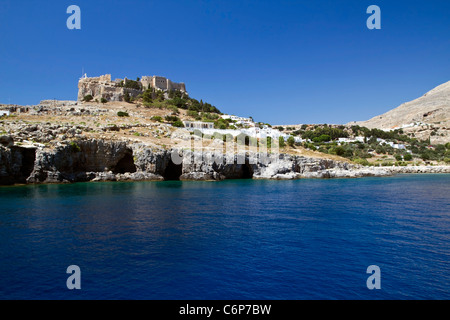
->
[0,138,403,185]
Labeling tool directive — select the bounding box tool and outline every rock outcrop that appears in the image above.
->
[1,138,448,186]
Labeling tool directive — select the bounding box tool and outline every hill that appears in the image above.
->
[349,81,450,144]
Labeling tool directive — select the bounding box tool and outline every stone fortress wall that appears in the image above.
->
[78,74,186,102]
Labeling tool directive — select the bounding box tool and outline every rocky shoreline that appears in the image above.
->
[1,138,448,186]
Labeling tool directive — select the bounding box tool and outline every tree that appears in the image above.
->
[123,79,142,90]
[165,115,180,122]
[142,89,153,104]
[101,98,107,104]
[83,94,93,102]
[312,134,331,143]
[287,136,295,147]
[279,136,286,148]
[170,97,187,109]
[123,92,131,103]
[421,152,430,161]
[334,146,345,156]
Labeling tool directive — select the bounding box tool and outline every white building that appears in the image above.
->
[221,114,255,127]
[0,110,10,117]
[392,143,406,150]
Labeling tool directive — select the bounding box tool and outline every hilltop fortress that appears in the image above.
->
[77,74,186,102]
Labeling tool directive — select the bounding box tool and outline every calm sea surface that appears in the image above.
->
[0,174,448,299]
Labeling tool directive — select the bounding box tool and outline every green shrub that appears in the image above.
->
[121,79,142,90]
[353,158,369,166]
[403,154,412,161]
[344,148,353,158]
[312,134,331,143]
[69,141,81,153]
[172,120,184,128]
[279,136,286,148]
[142,89,153,104]
[167,105,179,114]
[420,153,430,161]
[165,115,180,123]
[287,136,295,147]
[168,97,188,109]
[117,111,129,117]
[334,146,345,156]
[187,110,199,118]
[83,94,93,102]
[151,116,163,122]
[261,136,272,149]
[123,92,131,103]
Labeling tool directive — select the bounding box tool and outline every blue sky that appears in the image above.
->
[0,0,449,124]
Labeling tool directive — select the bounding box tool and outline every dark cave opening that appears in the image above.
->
[9,146,37,183]
[241,163,254,179]
[163,160,182,181]
[113,151,137,174]
[20,147,37,179]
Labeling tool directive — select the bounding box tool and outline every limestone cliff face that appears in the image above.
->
[2,138,446,186]
[0,146,36,185]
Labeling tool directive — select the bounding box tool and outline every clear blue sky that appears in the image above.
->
[0,0,449,124]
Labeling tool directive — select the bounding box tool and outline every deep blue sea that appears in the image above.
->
[0,174,449,300]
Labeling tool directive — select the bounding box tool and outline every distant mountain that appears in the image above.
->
[350,81,450,144]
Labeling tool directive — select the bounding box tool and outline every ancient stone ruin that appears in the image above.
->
[77,74,186,102]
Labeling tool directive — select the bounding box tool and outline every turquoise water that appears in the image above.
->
[0,174,449,299]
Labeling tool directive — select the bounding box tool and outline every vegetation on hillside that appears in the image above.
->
[288,124,450,165]
[136,87,221,115]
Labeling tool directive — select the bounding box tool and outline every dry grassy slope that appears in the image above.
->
[350,81,450,129]
[1,100,351,163]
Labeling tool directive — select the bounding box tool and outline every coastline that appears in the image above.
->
[1,139,448,186]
